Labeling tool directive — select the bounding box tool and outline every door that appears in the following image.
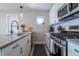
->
[6,14,19,35]
[35,16,48,43]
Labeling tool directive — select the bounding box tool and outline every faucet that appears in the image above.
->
[10,20,19,35]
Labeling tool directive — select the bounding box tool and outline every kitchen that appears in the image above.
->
[0,3,79,56]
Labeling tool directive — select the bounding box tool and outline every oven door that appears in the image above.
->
[49,38,55,54]
[54,41,67,56]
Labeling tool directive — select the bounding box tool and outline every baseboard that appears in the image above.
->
[33,41,45,45]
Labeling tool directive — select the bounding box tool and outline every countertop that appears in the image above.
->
[45,32,50,36]
[0,32,32,49]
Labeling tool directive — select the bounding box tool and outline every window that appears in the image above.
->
[36,16,44,25]
[6,14,19,35]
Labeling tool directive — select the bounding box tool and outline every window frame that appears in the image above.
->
[36,16,44,25]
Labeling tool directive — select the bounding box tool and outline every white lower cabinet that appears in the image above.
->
[25,34,31,56]
[19,37,27,56]
[19,34,31,56]
[68,42,79,56]
[2,41,21,56]
[0,50,1,56]
[0,34,31,56]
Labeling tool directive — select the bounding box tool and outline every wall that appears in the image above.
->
[0,10,19,35]
[23,11,49,44]
[0,10,49,44]
[0,11,6,35]
[23,11,49,32]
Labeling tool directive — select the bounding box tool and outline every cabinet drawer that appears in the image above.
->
[2,41,20,56]
[68,48,78,56]
[68,42,79,56]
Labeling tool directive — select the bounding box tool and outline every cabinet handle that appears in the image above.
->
[74,49,79,53]
[19,47,22,54]
[12,44,19,49]
[48,37,49,39]
[27,40,29,44]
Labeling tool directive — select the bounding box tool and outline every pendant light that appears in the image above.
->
[20,5,23,19]
[20,5,24,26]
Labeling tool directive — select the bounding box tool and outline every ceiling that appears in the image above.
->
[0,3,53,11]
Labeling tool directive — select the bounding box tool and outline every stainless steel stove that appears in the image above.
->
[50,33,67,56]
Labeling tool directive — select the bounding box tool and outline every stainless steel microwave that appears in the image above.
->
[58,3,79,21]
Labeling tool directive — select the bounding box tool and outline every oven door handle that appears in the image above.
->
[54,40,66,47]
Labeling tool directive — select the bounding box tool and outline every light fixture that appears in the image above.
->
[20,5,24,25]
[20,5,23,19]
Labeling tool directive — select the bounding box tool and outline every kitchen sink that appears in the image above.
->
[6,32,24,37]
[17,33,24,36]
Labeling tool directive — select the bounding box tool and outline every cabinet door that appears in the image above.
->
[19,36,28,56]
[2,41,20,56]
[45,34,47,45]
[26,34,31,56]
[45,35,48,47]
[0,50,1,56]
[19,34,31,56]
[28,34,31,48]
[68,42,79,56]
[45,33,49,49]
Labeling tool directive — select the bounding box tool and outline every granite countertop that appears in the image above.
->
[0,32,31,49]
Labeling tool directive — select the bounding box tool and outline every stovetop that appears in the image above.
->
[50,31,79,40]
[50,33,67,40]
